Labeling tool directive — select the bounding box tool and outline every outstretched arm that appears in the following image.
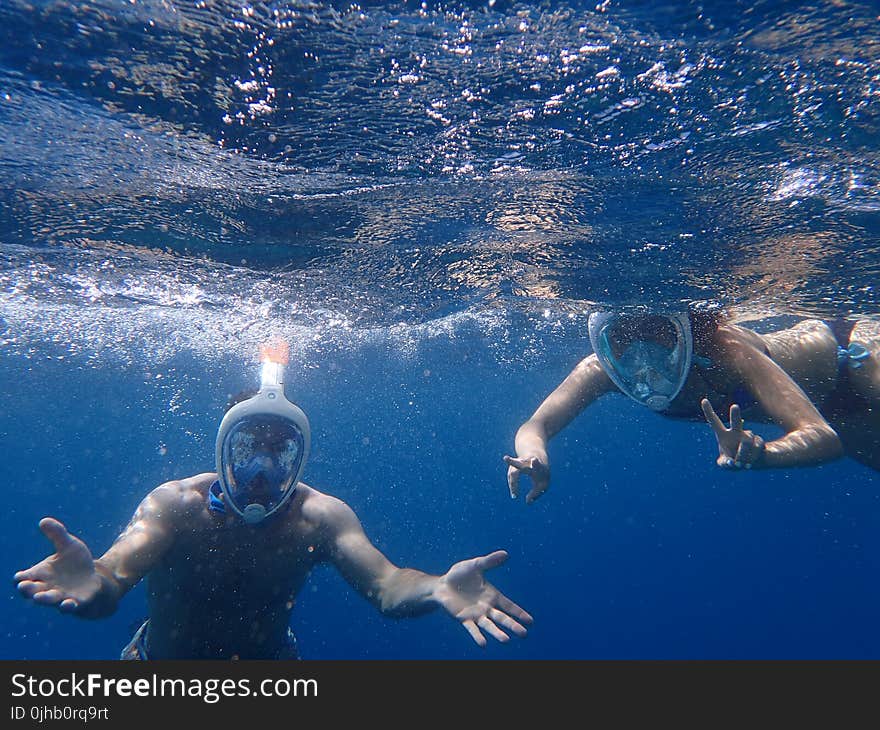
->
[14,477,201,618]
[703,328,843,469]
[320,495,533,646]
[505,354,614,502]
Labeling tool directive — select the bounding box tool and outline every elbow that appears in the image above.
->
[816,424,844,461]
[763,423,844,468]
[795,423,844,464]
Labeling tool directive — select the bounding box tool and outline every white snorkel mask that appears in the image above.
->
[588,310,694,412]
[215,342,311,525]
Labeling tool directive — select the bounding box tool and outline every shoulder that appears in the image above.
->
[712,324,768,350]
[707,325,771,369]
[296,483,361,533]
[141,473,214,520]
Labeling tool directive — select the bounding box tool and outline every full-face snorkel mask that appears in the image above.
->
[588,310,693,412]
[215,342,310,525]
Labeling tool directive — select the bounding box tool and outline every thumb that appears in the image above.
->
[39,518,75,553]
[506,464,521,499]
[476,550,508,572]
[503,455,530,470]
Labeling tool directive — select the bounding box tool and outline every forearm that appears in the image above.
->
[516,356,612,457]
[761,424,844,468]
[716,329,844,469]
[514,420,550,462]
[375,568,440,618]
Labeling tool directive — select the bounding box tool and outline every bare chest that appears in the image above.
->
[149,513,321,606]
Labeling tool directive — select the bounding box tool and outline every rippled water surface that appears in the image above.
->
[2,0,879,363]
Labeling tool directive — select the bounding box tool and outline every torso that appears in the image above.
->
[821,385,880,471]
[144,477,328,659]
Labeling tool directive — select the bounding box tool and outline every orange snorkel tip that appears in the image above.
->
[260,339,290,366]
[259,339,289,387]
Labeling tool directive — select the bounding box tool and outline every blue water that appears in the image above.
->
[1,0,879,659]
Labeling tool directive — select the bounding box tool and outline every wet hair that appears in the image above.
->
[686,302,728,353]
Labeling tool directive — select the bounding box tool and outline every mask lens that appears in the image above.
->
[603,316,677,358]
[221,414,304,513]
[594,313,691,407]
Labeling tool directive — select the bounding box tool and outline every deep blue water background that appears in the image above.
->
[4,332,880,659]
[1,0,880,658]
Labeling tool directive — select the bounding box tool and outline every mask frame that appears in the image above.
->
[215,359,311,524]
[588,311,694,412]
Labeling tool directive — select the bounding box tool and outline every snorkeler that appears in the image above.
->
[15,343,533,659]
[504,307,880,503]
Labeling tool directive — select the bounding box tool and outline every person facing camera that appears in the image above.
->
[16,341,533,658]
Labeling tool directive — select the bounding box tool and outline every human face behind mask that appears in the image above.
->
[228,430,297,499]
[615,340,680,399]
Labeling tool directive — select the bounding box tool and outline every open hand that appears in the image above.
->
[701,399,765,469]
[503,454,550,504]
[14,518,102,614]
[434,550,533,647]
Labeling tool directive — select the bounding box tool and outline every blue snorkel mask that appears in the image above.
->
[215,344,311,525]
[588,310,694,412]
